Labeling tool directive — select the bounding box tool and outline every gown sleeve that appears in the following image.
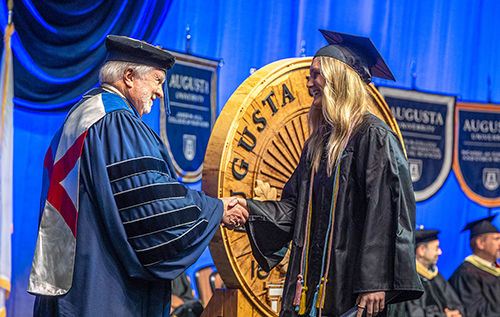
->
[244,156,304,272]
[353,125,422,302]
[80,109,223,280]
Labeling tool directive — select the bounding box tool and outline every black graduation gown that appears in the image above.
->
[171,273,203,317]
[246,113,423,317]
[406,271,465,317]
[449,261,500,317]
[172,273,195,302]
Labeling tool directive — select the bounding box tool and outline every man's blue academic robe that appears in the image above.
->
[29,87,223,316]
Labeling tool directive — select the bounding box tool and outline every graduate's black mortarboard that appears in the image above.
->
[105,35,175,115]
[314,29,396,84]
[105,35,175,71]
[462,215,499,238]
[415,229,440,245]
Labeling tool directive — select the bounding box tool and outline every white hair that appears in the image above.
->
[99,61,155,84]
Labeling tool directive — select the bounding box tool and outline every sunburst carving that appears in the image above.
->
[257,114,310,199]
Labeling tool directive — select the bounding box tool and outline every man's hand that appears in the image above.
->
[444,308,462,317]
[356,291,385,317]
[220,197,248,230]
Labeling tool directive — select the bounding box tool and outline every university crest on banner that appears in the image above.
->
[378,87,455,202]
[160,51,219,183]
[454,102,500,207]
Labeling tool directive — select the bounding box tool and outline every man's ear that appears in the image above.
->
[475,235,486,251]
[123,68,135,88]
[416,244,426,257]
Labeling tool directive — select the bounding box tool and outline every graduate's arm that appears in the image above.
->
[243,164,299,272]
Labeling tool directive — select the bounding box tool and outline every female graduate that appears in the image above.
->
[233,30,423,317]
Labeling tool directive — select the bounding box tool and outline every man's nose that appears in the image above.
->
[156,86,164,99]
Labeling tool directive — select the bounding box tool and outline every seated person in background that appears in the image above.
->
[449,215,500,317]
[171,273,203,317]
[406,229,465,317]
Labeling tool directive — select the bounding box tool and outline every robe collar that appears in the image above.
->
[465,255,500,277]
[101,83,139,117]
[416,260,439,280]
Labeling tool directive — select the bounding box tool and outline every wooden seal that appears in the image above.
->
[202,57,402,316]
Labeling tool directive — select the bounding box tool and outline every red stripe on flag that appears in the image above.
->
[45,130,88,238]
[51,132,87,183]
[47,183,78,236]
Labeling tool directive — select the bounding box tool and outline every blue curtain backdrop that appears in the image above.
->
[4,0,500,315]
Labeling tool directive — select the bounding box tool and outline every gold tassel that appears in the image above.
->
[315,278,327,309]
[298,286,308,315]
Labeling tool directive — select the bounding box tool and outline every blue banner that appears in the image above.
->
[454,103,500,207]
[160,51,219,183]
[378,87,455,202]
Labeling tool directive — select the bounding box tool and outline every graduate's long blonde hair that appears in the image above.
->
[306,56,375,176]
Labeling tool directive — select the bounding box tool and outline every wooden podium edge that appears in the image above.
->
[201,289,255,317]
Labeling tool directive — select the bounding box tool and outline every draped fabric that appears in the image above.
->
[9,0,172,110]
[4,0,500,316]
[4,1,174,315]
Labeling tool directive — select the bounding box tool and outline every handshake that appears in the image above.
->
[219,197,249,230]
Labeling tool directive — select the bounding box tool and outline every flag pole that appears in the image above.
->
[7,0,12,25]
[0,1,15,314]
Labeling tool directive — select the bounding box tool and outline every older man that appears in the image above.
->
[28,35,247,317]
[406,229,464,317]
[449,215,500,317]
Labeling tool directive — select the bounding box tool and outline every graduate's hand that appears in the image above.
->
[444,308,462,317]
[220,197,248,230]
[227,196,247,210]
[355,291,385,317]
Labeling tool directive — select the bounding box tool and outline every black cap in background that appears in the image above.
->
[415,229,440,245]
[462,214,499,238]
